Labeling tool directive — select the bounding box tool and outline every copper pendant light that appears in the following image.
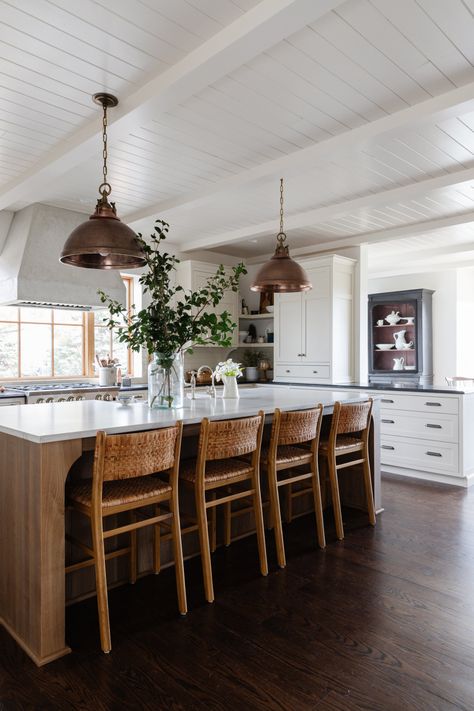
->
[250,179,311,293]
[60,93,146,270]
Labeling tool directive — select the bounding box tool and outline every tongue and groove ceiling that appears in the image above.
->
[1,0,474,272]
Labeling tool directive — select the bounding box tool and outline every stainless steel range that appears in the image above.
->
[10,382,119,404]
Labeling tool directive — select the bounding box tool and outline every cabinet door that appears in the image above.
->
[275,293,303,363]
[303,267,331,363]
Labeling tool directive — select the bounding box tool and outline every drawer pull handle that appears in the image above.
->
[426,423,442,429]
[426,451,442,457]
[381,398,394,403]
[313,370,318,374]
[382,445,395,450]
[286,370,291,373]
[381,419,395,424]
[425,402,441,407]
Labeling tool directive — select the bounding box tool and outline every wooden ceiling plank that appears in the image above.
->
[0,0,343,211]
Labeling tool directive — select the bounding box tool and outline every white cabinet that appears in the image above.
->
[274,255,355,384]
[364,388,474,486]
[175,260,239,347]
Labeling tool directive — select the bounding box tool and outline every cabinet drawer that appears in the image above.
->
[380,411,458,443]
[380,436,459,474]
[274,364,330,380]
[377,393,459,415]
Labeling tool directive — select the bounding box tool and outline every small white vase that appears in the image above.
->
[222,375,239,399]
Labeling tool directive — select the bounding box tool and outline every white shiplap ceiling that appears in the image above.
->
[1,0,474,273]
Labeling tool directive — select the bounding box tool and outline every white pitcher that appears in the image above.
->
[393,357,405,371]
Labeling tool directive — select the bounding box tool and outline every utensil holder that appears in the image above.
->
[99,366,117,386]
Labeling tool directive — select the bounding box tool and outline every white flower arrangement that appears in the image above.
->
[213,359,243,380]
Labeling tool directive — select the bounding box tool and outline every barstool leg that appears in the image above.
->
[362,448,376,526]
[311,460,326,549]
[154,505,161,574]
[210,492,217,553]
[195,488,215,603]
[170,493,187,615]
[267,465,286,568]
[130,510,137,584]
[91,513,112,653]
[224,490,231,547]
[327,454,344,540]
[252,471,268,576]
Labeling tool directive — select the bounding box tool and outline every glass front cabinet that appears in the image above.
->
[368,289,434,385]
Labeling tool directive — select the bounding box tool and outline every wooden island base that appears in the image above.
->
[0,391,380,665]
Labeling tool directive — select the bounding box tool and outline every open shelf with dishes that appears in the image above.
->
[368,289,434,385]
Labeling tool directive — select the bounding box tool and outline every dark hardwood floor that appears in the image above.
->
[2,475,474,711]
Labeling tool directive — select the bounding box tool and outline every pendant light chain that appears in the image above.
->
[99,103,111,197]
[277,177,286,246]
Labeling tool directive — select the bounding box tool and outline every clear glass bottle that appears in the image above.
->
[148,352,184,409]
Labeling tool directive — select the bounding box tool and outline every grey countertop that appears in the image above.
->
[272,381,472,395]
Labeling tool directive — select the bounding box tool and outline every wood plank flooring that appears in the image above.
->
[2,475,474,710]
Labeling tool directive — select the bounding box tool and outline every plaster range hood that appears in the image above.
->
[0,204,127,310]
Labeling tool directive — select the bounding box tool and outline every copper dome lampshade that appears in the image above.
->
[250,179,311,293]
[60,93,146,270]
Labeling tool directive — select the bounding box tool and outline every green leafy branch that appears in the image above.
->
[98,219,247,357]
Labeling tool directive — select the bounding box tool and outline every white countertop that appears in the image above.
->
[0,385,370,443]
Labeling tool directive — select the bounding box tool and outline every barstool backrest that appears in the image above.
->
[94,423,183,483]
[268,406,323,459]
[198,413,264,462]
[331,400,373,437]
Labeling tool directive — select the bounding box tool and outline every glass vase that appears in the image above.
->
[148,352,184,409]
[222,374,239,399]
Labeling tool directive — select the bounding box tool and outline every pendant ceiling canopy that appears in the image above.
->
[60,93,146,270]
[250,179,311,293]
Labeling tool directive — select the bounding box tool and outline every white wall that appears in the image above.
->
[368,271,458,384]
[456,267,474,377]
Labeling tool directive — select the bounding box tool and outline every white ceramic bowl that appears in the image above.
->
[404,365,416,370]
[266,306,274,313]
[375,343,394,350]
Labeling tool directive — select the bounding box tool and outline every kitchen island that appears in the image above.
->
[0,386,380,666]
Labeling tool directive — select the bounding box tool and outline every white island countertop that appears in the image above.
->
[0,385,372,444]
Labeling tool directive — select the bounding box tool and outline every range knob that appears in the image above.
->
[46,397,54,403]
[95,394,103,400]
[103,393,111,401]
[75,395,85,401]
[58,397,66,402]
[67,396,75,402]
[36,398,44,404]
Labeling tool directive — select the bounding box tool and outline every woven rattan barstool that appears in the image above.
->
[261,406,325,568]
[66,423,186,653]
[181,412,267,603]
[319,399,376,540]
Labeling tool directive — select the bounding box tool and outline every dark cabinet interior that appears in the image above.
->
[368,289,433,385]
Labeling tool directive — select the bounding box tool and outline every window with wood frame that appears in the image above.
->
[0,276,134,380]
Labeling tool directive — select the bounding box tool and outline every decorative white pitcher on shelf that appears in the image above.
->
[393,357,405,371]
[393,329,413,350]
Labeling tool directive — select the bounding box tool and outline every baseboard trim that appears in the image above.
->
[381,465,473,488]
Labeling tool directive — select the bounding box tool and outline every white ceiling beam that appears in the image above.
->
[180,165,474,253]
[244,209,474,264]
[128,80,474,230]
[0,0,341,212]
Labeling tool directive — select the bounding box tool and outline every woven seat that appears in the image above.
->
[65,424,186,653]
[261,444,312,466]
[262,406,325,568]
[319,399,376,541]
[68,477,171,508]
[181,413,267,603]
[180,458,252,483]
[319,436,362,453]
